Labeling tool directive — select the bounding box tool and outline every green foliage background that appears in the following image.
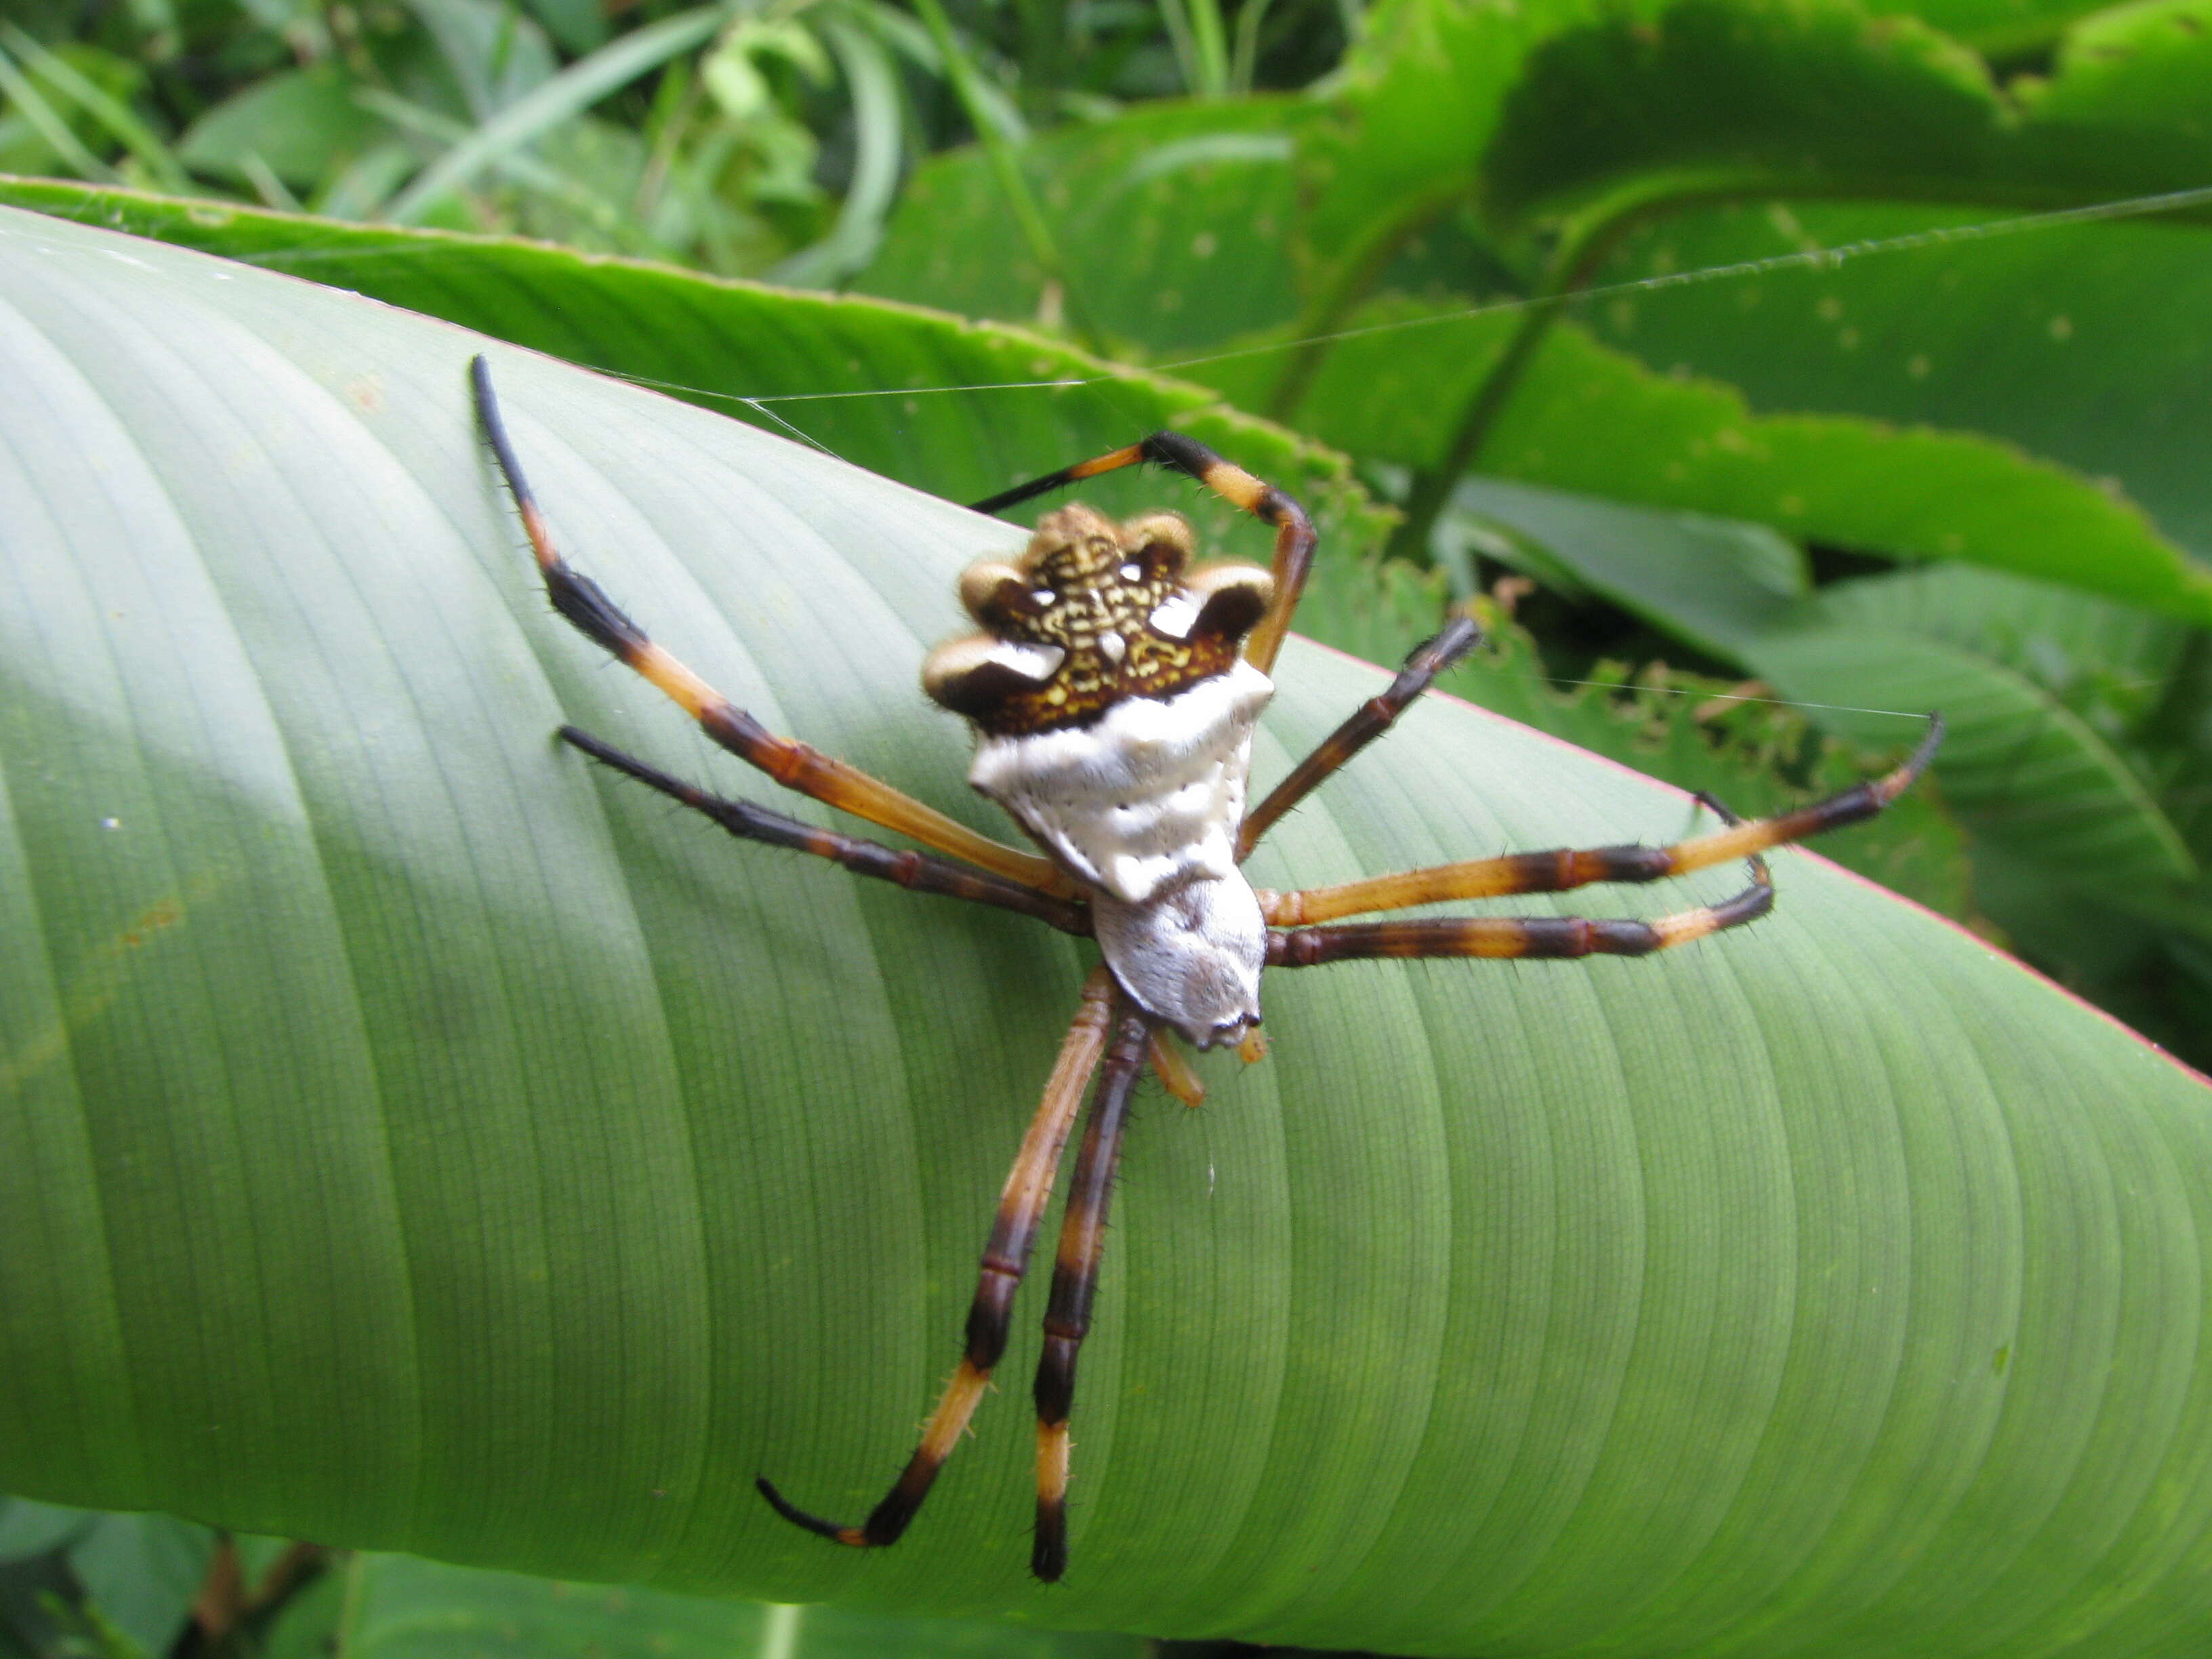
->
[5,0,2212,1654]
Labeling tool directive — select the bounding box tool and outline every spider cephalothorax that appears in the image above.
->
[470,363,1940,1584]
[920,502,1272,735]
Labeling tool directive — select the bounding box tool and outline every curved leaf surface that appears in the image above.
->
[5,207,2212,1658]
[0,177,1387,573]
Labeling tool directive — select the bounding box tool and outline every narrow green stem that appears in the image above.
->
[1385,216,1626,562]
[912,0,1110,355]
[1186,0,1231,95]
[1263,182,1465,420]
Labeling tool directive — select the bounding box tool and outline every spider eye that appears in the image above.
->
[1119,562,1144,582]
[1031,588,1057,609]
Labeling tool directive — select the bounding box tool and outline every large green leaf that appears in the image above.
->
[7,205,2212,1656]
[1589,201,2212,562]
[1485,0,2212,228]
[1197,298,2212,621]
[0,176,1387,573]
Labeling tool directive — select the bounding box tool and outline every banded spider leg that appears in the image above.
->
[470,355,1063,892]
[757,972,1153,1585]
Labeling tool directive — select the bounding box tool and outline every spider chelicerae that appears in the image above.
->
[469,356,1942,1584]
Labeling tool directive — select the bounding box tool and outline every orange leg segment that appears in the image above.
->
[756,969,1118,1551]
[1263,716,1942,926]
[471,356,1063,892]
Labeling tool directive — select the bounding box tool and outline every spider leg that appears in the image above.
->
[1268,857,1774,966]
[470,356,1060,891]
[1261,715,1941,925]
[1147,1032,1206,1109]
[969,433,1316,676]
[1239,613,1483,857]
[1031,1001,1153,1582]
[557,726,1092,933]
[757,968,1118,1553]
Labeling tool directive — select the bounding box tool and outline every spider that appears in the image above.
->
[469,356,1942,1584]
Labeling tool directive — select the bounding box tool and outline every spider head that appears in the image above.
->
[922,504,1274,735]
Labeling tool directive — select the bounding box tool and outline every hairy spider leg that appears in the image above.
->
[758,970,1118,1552]
[1269,856,1775,966]
[969,432,1317,676]
[554,727,1094,933]
[1239,613,1485,858]
[1263,715,1942,926]
[470,356,1060,891]
[1031,1002,1152,1581]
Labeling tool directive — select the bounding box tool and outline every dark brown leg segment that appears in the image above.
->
[470,356,1061,890]
[1031,1002,1153,1582]
[969,432,1317,676]
[1263,715,1941,925]
[557,726,1093,934]
[1269,859,1774,966]
[756,970,1118,1551]
[1239,613,1483,857]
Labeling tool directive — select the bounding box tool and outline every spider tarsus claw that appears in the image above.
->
[1030,1511,1067,1582]
[1690,789,1746,827]
[756,1476,860,1545]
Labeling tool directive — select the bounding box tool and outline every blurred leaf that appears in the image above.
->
[520,0,609,57]
[1753,625,2194,884]
[1807,561,2188,731]
[1483,0,2212,229]
[0,177,1389,569]
[1286,0,1615,349]
[405,0,560,123]
[859,98,1307,351]
[767,17,901,288]
[7,203,2212,1656]
[271,1553,1145,1658]
[65,1515,213,1659]
[0,33,186,193]
[1454,476,2198,888]
[178,64,386,190]
[2013,0,2212,170]
[386,5,727,224]
[1486,0,2003,227]
[0,1500,94,1565]
[1853,0,2110,57]
[1207,299,2212,622]
[1584,204,2212,563]
[1452,475,1809,659]
[1293,550,1975,914]
[0,43,117,182]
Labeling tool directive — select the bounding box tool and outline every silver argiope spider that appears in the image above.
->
[470,356,1942,1584]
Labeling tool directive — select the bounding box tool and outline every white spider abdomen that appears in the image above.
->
[968,660,1271,903]
[968,661,1273,1045]
[1089,874,1266,1048]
